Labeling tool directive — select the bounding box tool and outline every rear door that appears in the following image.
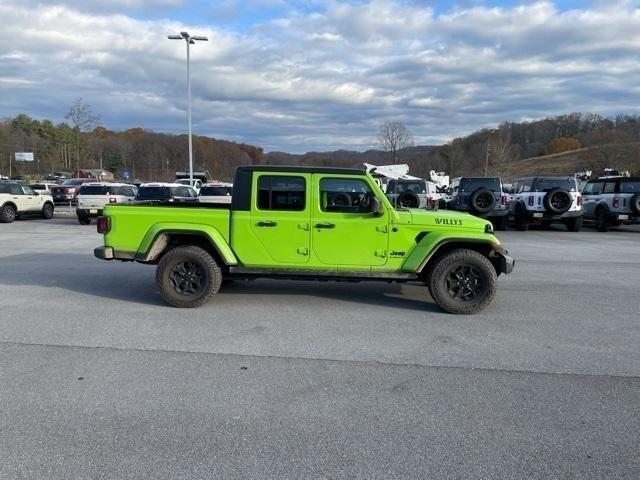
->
[249,174,310,264]
[18,185,41,211]
[311,174,389,268]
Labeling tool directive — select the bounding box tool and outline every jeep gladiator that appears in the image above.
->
[94,166,514,314]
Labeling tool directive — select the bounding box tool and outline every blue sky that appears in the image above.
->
[0,0,638,152]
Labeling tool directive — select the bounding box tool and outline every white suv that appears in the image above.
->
[0,182,55,223]
[508,176,583,231]
[198,182,233,204]
[76,182,137,225]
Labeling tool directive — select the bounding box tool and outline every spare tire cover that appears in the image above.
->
[397,190,420,208]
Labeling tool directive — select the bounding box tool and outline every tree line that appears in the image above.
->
[2,104,639,182]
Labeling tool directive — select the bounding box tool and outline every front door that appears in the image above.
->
[311,175,389,268]
[249,174,311,264]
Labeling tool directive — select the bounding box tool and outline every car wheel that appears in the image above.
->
[492,216,507,231]
[397,190,420,208]
[564,216,582,232]
[427,249,497,314]
[1,205,16,223]
[515,205,529,231]
[41,203,54,219]
[469,188,496,215]
[156,245,222,308]
[595,209,609,232]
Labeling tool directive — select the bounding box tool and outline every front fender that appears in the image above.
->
[401,231,500,272]
[137,222,238,265]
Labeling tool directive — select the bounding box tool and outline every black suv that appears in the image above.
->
[581,176,640,231]
[448,177,508,230]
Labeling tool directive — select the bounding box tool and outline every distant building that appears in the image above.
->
[72,169,114,181]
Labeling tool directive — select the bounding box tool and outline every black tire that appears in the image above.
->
[543,189,572,214]
[630,193,640,216]
[397,190,420,208]
[469,188,496,215]
[514,204,529,231]
[492,216,507,231]
[427,249,497,315]
[1,204,16,223]
[595,208,610,232]
[156,245,222,308]
[564,216,582,232]
[41,202,54,219]
[77,215,91,225]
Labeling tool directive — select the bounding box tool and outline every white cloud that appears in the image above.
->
[0,1,639,152]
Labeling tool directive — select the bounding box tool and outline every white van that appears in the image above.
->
[76,182,138,225]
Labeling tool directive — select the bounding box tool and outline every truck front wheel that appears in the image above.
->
[427,249,497,314]
[156,245,222,308]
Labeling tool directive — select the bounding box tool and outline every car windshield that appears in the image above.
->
[200,186,232,196]
[136,187,169,199]
[80,185,110,195]
[620,180,640,193]
[531,177,576,192]
[459,178,501,192]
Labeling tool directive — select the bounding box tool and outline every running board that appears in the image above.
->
[228,266,417,281]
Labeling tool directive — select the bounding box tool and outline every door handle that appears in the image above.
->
[315,222,335,229]
[256,221,277,227]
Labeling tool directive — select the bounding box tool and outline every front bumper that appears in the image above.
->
[491,248,515,275]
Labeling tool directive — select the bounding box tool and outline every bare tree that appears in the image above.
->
[488,124,520,178]
[65,98,101,176]
[377,121,413,164]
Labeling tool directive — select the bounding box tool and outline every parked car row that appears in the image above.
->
[384,173,639,232]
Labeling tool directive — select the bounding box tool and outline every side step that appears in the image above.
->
[228,266,417,281]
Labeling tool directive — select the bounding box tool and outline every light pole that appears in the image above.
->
[484,128,498,177]
[168,31,208,185]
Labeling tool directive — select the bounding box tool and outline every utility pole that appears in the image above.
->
[168,31,208,186]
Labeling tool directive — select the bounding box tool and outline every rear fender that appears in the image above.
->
[137,222,238,265]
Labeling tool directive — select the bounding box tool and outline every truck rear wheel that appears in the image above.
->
[156,245,222,308]
[427,249,497,314]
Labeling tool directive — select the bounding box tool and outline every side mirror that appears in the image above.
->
[371,196,383,216]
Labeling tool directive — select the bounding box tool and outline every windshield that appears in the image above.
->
[136,187,169,199]
[531,177,576,192]
[200,186,232,196]
[62,179,84,185]
[620,180,640,193]
[459,178,501,192]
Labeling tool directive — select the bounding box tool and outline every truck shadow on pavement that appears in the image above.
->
[1,253,442,312]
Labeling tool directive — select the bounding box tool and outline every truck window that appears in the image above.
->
[257,176,305,211]
[603,182,616,194]
[620,180,640,193]
[320,178,373,213]
[459,178,501,192]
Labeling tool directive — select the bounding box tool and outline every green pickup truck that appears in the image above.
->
[95,166,514,314]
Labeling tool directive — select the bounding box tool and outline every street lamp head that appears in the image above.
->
[168,34,182,40]
[191,36,208,42]
[180,31,189,39]
[189,39,195,44]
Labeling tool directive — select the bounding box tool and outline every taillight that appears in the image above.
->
[109,197,117,203]
[96,216,110,234]
[501,195,506,205]
[577,196,583,206]
[426,197,433,208]
[528,196,534,206]
[613,197,619,208]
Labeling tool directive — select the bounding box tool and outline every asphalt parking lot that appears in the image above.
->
[1,218,639,479]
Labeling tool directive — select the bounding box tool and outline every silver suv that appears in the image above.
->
[581,176,640,231]
[508,176,583,231]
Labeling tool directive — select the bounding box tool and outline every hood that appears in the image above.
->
[402,208,492,231]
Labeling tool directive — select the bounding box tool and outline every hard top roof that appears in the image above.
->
[236,165,365,175]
